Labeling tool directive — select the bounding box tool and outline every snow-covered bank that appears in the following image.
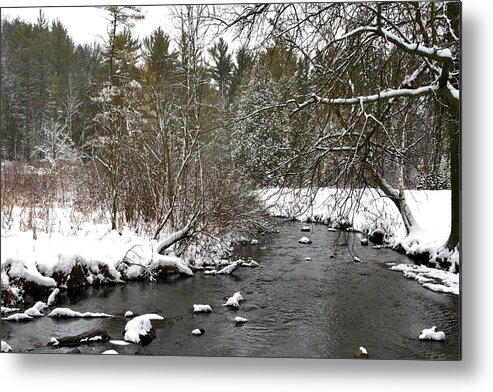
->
[260,187,459,292]
[388,263,459,295]
[0,205,236,306]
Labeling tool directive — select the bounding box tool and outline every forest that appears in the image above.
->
[1,3,459,249]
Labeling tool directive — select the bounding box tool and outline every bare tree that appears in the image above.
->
[224,2,460,250]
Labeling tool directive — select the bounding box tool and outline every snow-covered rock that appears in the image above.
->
[298,236,312,244]
[222,291,244,308]
[235,316,248,324]
[193,304,212,313]
[353,256,363,263]
[418,326,446,341]
[49,337,59,346]
[301,226,311,232]
[24,307,44,318]
[360,238,369,246]
[23,301,48,317]
[124,311,134,318]
[204,269,217,275]
[48,328,112,346]
[327,228,337,232]
[47,288,60,306]
[192,328,205,336]
[48,308,114,318]
[250,239,259,245]
[2,313,33,322]
[1,341,12,352]
[305,257,312,261]
[124,314,164,344]
[102,349,119,354]
[354,346,368,358]
[1,306,19,314]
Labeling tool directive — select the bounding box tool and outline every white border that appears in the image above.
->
[1,1,492,391]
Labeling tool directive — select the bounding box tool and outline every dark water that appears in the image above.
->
[1,221,460,359]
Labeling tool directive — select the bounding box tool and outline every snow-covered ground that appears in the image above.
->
[0,203,232,305]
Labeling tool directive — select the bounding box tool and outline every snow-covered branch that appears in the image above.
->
[292,85,439,113]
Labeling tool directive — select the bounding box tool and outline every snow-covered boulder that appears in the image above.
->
[124,310,134,318]
[124,314,164,345]
[418,326,445,341]
[193,304,212,313]
[353,256,363,263]
[235,316,248,324]
[360,238,369,246]
[305,257,312,261]
[327,228,337,232]
[301,226,311,232]
[204,269,217,275]
[1,341,12,352]
[298,236,312,244]
[192,328,205,336]
[250,239,259,245]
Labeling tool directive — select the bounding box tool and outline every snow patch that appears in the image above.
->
[48,308,114,318]
[390,264,459,295]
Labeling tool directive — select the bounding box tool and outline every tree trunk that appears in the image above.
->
[447,110,460,249]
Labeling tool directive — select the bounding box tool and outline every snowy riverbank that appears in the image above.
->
[0,205,238,306]
[259,187,459,294]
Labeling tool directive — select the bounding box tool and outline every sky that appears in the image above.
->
[1,5,173,46]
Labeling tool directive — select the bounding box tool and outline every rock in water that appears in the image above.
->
[298,236,312,244]
[235,316,248,324]
[354,346,368,359]
[419,326,446,341]
[193,304,212,313]
[102,349,119,354]
[48,328,112,347]
[369,229,385,245]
